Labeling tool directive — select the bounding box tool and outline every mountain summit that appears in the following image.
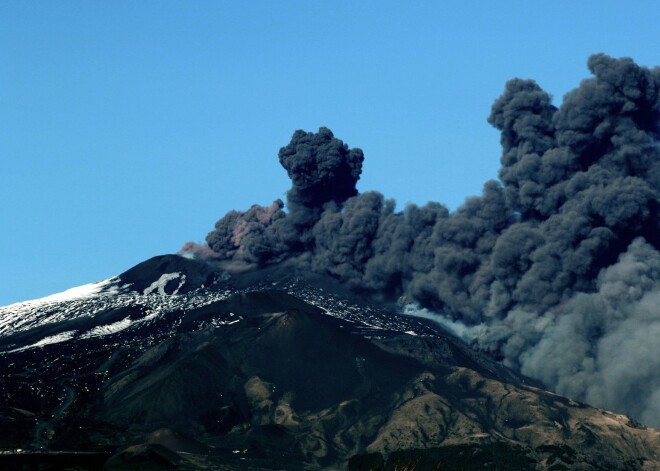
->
[1,255,659,470]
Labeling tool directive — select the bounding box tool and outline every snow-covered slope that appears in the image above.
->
[0,255,448,353]
[0,278,122,336]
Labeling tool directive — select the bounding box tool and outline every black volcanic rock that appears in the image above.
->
[105,443,181,470]
[1,257,660,470]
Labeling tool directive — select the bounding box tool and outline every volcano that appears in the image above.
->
[1,254,659,470]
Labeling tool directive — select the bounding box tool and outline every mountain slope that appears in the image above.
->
[1,255,659,470]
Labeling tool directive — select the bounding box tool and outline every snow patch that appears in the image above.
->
[143,273,186,295]
[206,317,242,328]
[32,330,77,347]
[81,317,133,338]
[9,330,77,352]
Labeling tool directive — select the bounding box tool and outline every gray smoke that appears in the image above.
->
[185,54,660,426]
[480,238,660,425]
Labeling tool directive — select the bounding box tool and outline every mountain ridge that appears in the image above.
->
[1,254,660,470]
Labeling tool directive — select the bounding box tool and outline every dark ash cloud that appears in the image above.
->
[183,55,660,426]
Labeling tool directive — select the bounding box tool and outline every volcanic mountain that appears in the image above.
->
[1,254,659,470]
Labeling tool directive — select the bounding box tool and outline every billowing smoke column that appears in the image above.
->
[202,127,364,262]
[188,54,660,426]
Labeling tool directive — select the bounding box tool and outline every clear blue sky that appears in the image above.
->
[1,1,658,305]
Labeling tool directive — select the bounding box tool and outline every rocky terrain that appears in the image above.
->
[1,254,660,470]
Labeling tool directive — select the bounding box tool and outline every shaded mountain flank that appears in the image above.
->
[1,255,660,470]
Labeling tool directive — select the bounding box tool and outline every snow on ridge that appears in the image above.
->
[0,278,123,337]
[1,278,120,310]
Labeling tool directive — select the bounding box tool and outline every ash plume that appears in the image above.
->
[185,54,660,426]
[204,128,364,263]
